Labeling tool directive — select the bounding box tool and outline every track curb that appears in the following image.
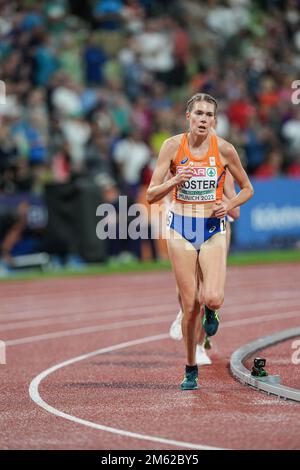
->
[230,327,300,402]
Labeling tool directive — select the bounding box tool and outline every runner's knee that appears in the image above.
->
[204,292,224,310]
[181,298,199,318]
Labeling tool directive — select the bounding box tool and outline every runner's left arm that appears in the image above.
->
[223,171,240,220]
[213,141,253,218]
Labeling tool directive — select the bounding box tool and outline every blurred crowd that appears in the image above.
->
[1,0,300,266]
[1,0,300,194]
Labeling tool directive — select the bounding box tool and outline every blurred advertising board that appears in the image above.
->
[0,193,47,229]
[234,178,300,249]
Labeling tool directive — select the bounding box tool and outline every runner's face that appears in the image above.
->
[186,101,216,136]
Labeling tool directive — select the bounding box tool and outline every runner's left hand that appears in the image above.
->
[212,200,229,218]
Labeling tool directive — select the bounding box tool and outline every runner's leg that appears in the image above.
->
[167,232,200,365]
[199,232,227,334]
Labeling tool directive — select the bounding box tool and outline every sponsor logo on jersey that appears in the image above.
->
[178,166,206,176]
[209,226,216,233]
[209,156,216,166]
[180,157,189,164]
[207,167,217,177]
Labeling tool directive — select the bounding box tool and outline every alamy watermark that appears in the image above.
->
[96,196,167,241]
[95,196,226,250]
[0,340,6,365]
[291,339,300,365]
[291,80,300,104]
[0,80,6,105]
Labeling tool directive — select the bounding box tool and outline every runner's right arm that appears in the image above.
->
[147,138,194,204]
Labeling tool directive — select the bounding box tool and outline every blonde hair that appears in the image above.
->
[186,93,218,116]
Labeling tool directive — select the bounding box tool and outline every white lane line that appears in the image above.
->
[0,340,6,364]
[6,315,174,346]
[1,280,297,303]
[228,290,300,302]
[5,309,300,347]
[29,334,224,451]
[2,297,300,331]
[0,303,176,331]
[0,294,176,320]
[222,310,300,328]
[1,280,299,319]
[223,298,300,314]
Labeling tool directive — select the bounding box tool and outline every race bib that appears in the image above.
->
[220,217,226,232]
[176,166,217,202]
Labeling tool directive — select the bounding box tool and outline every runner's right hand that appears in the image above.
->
[174,168,194,185]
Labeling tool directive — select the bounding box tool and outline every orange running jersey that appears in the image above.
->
[171,133,226,204]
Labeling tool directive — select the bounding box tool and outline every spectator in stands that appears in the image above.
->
[254,150,283,179]
[282,109,300,159]
[288,157,300,177]
[113,128,152,200]
[83,33,108,85]
[0,200,29,270]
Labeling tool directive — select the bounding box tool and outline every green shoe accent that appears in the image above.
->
[180,369,198,390]
[202,306,219,337]
[204,336,212,350]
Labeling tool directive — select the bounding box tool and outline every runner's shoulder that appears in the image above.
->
[160,133,184,157]
[216,135,236,157]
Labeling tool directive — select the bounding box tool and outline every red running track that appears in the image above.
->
[0,263,300,450]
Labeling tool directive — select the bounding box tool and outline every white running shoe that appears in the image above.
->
[169,309,183,340]
[196,344,212,365]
